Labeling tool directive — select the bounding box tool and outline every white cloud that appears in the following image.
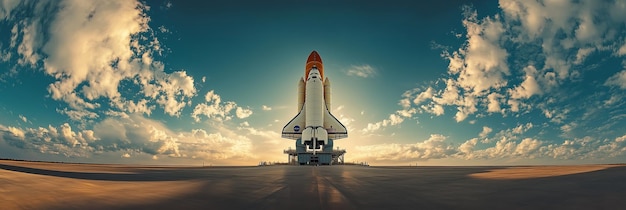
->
[560,122,578,137]
[261,105,272,111]
[399,98,411,109]
[362,111,410,133]
[354,134,456,161]
[507,99,520,112]
[430,104,444,116]
[512,122,533,134]
[596,134,626,158]
[470,137,522,159]
[619,42,626,56]
[192,102,233,122]
[509,65,542,99]
[389,113,403,125]
[0,0,20,20]
[4,119,625,163]
[56,108,99,122]
[541,107,569,124]
[16,19,41,67]
[479,126,492,138]
[513,138,541,157]
[574,47,595,64]
[458,138,478,156]
[445,8,509,95]
[204,90,220,103]
[0,123,95,157]
[544,137,593,159]
[432,79,460,105]
[0,115,255,160]
[111,99,154,115]
[396,108,416,118]
[345,64,377,78]
[7,126,25,139]
[361,103,416,132]
[3,0,197,119]
[604,95,622,107]
[235,107,253,119]
[413,87,434,105]
[0,49,10,62]
[453,96,478,122]
[176,128,254,160]
[43,0,150,100]
[157,25,169,33]
[9,22,17,48]
[153,71,196,116]
[352,122,626,162]
[192,90,253,122]
[385,1,626,123]
[239,126,280,142]
[605,70,626,89]
[486,93,502,113]
[501,0,625,80]
[92,116,182,156]
[18,115,27,123]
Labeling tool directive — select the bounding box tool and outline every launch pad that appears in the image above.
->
[283,139,346,165]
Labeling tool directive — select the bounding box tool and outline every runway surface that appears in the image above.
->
[1,160,625,210]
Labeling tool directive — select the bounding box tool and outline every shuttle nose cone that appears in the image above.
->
[307,51,322,64]
[305,50,324,79]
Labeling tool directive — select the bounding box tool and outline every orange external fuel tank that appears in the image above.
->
[305,50,324,80]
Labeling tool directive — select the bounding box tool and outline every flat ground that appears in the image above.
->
[1,160,625,210]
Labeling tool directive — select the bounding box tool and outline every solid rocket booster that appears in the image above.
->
[323,78,331,110]
[297,77,305,111]
[282,51,348,153]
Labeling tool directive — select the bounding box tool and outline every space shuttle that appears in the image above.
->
[282,51,347,154]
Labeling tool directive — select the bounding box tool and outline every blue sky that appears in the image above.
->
[1,0,626,165]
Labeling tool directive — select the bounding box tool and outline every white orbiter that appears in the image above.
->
[282,51,347,153]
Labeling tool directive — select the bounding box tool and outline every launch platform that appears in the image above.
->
[283,142,346,165]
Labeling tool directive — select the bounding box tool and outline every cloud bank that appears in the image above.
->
[353,132,626,163]
[357,0,626,163]
[0,115,255,160]
[5,0,196,122]
[363,1,626,128]
[0,0,264,163]
[345,64,377,78]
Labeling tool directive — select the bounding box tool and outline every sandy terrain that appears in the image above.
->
[1,160,625,210]
[0,160,204,209]
[468,164,620,179]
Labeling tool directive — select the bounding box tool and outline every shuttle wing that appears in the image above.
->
[282,105,305,140]
[282,104,347,140]
[324,106,348,140]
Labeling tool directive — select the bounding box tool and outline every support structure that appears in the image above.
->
[284,141,346,165]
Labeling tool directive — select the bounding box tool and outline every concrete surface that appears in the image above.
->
[1,160,625,210]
